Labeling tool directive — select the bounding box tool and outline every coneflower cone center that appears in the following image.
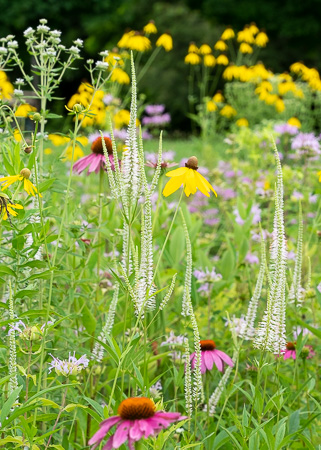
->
[286,341,296,350]
[91,137,113,155]
[118,397,156,420]
[200,339,216,350]
[185,156,198,170]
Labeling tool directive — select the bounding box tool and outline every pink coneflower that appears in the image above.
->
[282,342,315,360]
[73,136,115,174]
[190,340,234,373]
[89,397,186,450]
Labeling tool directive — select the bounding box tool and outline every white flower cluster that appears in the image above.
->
[254,145,287,354]
[184,337,193,416]
[181,210,192,316]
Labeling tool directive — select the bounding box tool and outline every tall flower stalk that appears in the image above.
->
[288,202,304,307]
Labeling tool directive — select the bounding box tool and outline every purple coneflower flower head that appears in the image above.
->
[282,342,297,360]
[89,397,186,450]
[48,352,89,376]
[274,123,298,135]
[73,136,116,175]
[190,340,234,373]
[145,104,165,115]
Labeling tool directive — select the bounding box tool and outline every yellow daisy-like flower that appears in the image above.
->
[199,44,212,55]
[206,100,217,112]
[0,168,42,197]
[110,68,130,84]
[237,28,255,44]
[216,54,229,65]
[221,28,235,40]
[156,33,173,51]
[223,64,238,81]
[127,34,151,52]
[117,31,135,49]
[287,117,301,128]
[249,23,259,35]
[220,105,237,118]
[2,202,24,221]
[49,134,70,146]
[255,31,269,47]
[275,97,285,113]
[318,170,321,182]
[236,118,249,127]
[14,129,23,142]
[0,71,14,100]
[184,53,201,65]
[15,104,37,118]
[239,43,253,54]
[204,54,216,67]
[188,43,199,53]
[143,21,157,34]
[213,92,224,103]
[163,156,217,198]
[214,40,227,51]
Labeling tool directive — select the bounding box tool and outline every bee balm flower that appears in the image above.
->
[163,156,217,198]
[89,397,186,450]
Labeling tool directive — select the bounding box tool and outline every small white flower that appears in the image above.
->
[86,59,94,64]
[15,78,25,85]
[37,25,50,33]
[50,30,61,37]
[24,27,35,37]
[6,34,15,41]
[14,89,24,96]
[95,61,109,70]
[57,44,66,50]
[68,46,81,55]
[7,40,18,49]
[39,18,48,25]
[46,48,56,57]
[73,39,83,47]
[0,47,7,55]
[99,50,109,57]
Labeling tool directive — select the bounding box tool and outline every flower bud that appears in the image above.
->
[20,325,42,341]
[24,146,33,154]
[20,168,31,179]
[300,346,310,359]
[185,156,198,170]
[31,112,42,122]
[73,103,84,113]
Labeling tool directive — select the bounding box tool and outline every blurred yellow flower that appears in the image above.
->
[220,105,237,118]
[13,129,23,142]
[118,31,135,48]
[184,53,201,65]
[249,23,259,35]
[318,170,321,182]
[287,117,301,128]
[236,118,249,127]
[199,44,212,54]
[275,97,285,112]
[206,100,217,112]
[111,68,130,84]
[143,21,157,34]
[290,62,306,74]
[237,28,255,44]
[105,52,124,67]
[221,28,235,40]
[223,64,238,80]
[213,92,224,103]
[204,54,216,67]
[188,43,199,53]
[0,71,14,100]
[49,134,70,146]
[263,180,270,190]
[44,148,53,155]
[63,136,88,161]
[239,43,253,54]
[216,54,229,65]
[255,31,269,47]
[15,104,37,117]
[127,34,151,52]
[214,40,227,51]
[163,156,217,198]
[2,202,23,221]
[156,33,173,51]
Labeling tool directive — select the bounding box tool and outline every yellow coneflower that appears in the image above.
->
[15,104,37,117]
[236,118,249,127]
[0,71,14,100]
[213,92,224,103]
[216,54,229,65]
[105,52,124,67]
[237,28,255,44]
[117,31,135,49]
[0,168,41,197]
[239,43,253,54]
[203,54,216,67]
[110,68,130,84]
[290,62,306,74]
[184,52,201,65]
[13,129,23,142]
[287,117,301,128]
[214,40,227,51]
[163,156,217,198]
[220,105,237,118]
[143,20,157,34]
[206,100,217,112]
[223,64,238,81]
[248,23,259,35]
[188,42,199,53]
[199,44,212,55]
[221,28,235,40]
[255,31,269,47]
[49,134,70,146]
[275,97,285,112]
[156,33,173,51]
[0,194,24,222]
[127,33,151,52]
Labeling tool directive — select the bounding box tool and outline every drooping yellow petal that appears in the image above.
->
[0,175,21,190]
[195,171,217,197]
[163,175,185,197]
[24,179,42,197]
[184,169,197,197]
[166,167,188,178]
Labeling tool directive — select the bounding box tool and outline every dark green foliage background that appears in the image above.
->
[1,0,320,129]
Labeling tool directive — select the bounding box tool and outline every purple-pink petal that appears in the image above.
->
[112,420,130,448]
[212,352,224,372]
[102,435,115,450]
[73,154,95,174]
[155,412,184,421]
[214,349,234,367]
[88,416,121,445]
[129,420,143,441]
[138,418,157,438]
[203,351,214,371]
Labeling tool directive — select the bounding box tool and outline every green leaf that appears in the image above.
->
[0,386,23,424]
[0,265,16,277]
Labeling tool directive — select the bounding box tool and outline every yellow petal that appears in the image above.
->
[163,175,184,197]
[184,169,197,197]
[195,171,217,197]
[166,167,188,178]
[11,203,23,210]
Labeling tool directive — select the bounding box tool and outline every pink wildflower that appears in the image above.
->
[89,397,186,450]
[190,340,234,374]
[73,136,116,174]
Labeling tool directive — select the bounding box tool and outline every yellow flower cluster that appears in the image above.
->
[15,104,37,117]
[206,92,224,112]
[0,71,13,100]
[113,109,140,129]
[290,62,321,91]
[46,134,89,161]
[67,84,106,127]
[184,40,229,67]
[117,22,173,53]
